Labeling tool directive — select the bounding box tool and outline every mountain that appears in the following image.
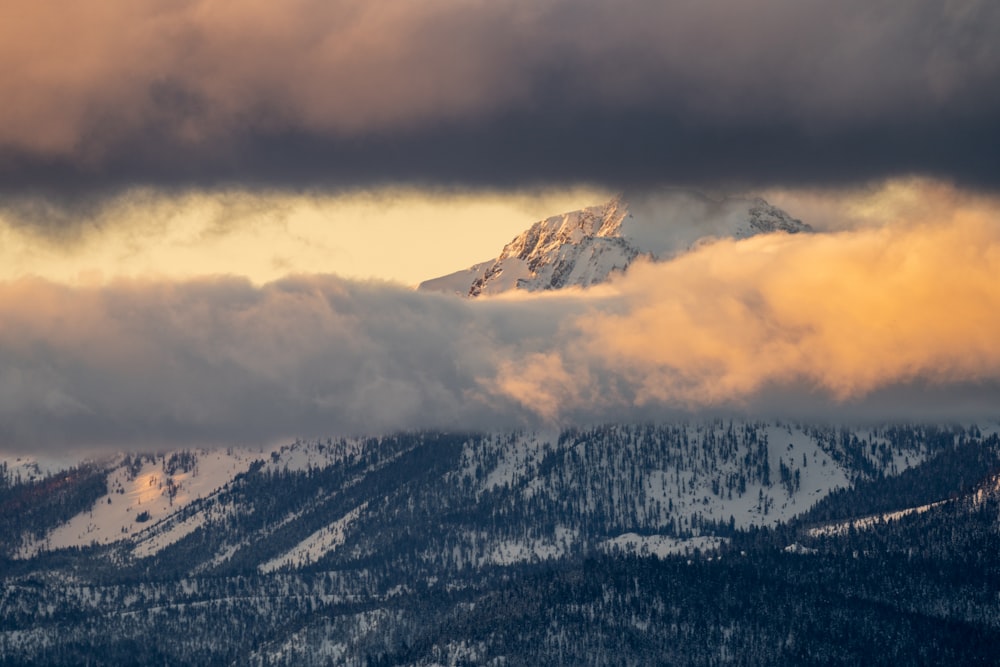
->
[0,424,882,563]
[419,191,811,297]
[3,192,999,664]
[3,422,1000,664]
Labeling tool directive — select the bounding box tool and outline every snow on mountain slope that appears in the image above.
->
[460,424,854,535]
[12,436,378,563]
[0,453,88,485]
[600,534,725,558]
[806,464,1000,540]
[419,191,811,297]
[415,259,492,296]
[16,447,269,558]
[259,502,369,573]
[806,500,951,538]
[11,422,957,571]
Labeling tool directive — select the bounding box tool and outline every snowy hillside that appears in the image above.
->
[0,453,88,485]
[15,447,272,558]
[8,421,940,569]
[4,423,1000,664]
[419,191,811,297]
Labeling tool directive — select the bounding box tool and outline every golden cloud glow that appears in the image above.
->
[0,186,608,287]
[0,179,998,451]
[494,182,1000,415]
[0,1,524,156]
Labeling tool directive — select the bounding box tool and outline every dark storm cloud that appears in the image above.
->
[2,0,999,197]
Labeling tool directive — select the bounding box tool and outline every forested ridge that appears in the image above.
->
[2,422,999,664]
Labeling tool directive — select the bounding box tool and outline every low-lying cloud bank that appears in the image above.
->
[2,208,999,452]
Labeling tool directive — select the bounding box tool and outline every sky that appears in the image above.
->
[2,0,1000,453]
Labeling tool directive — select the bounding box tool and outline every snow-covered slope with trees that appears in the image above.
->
[4,422,944,568]
[14,447,271,558]
[3,423,1000,664]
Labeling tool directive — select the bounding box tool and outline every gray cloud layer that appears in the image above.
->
[0,276,504,449]
[3,1,999,195]
[4,203,1000,453]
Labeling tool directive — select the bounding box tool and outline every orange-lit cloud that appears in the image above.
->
[2,2,998,191]
[0,182,998,452]
[494,190,1000,418]
[0,0,539,157]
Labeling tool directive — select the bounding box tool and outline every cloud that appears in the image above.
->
[494,196,1000,420]
[1,187,999,452]
[0,276,495,451]
[2,1,999,194]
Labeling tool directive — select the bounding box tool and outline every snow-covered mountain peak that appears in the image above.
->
[495,196,628,267]
[419,191,810,297]
[738,197,813,239]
